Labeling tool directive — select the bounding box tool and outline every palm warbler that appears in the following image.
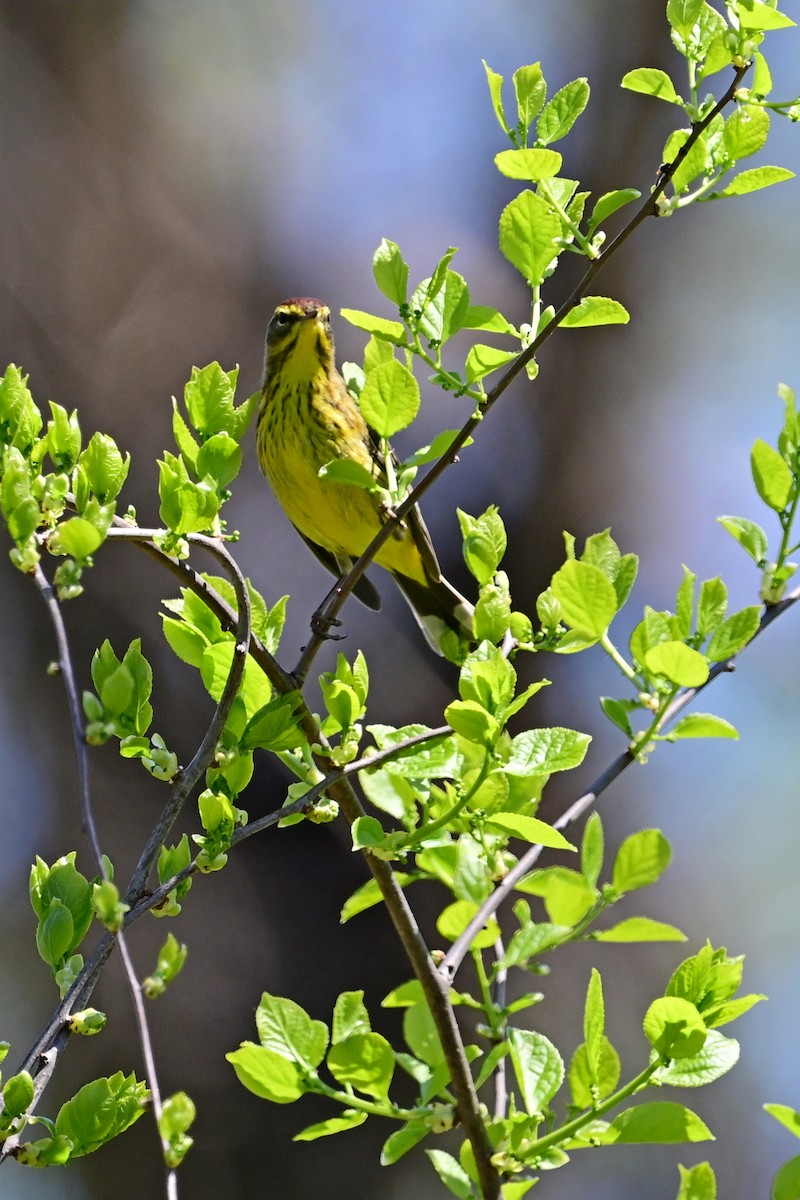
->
[256,298,473,654]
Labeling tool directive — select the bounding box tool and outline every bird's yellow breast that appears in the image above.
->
[257,371,427,584]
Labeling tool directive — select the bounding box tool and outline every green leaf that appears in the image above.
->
[499,190,562,288]
[669,713,738,740]
[717,515,768,563]
[54,1072,148,1155]
[600,697,634,737]
[458,506,507,585]
[751,437,793,511]
[227,1043,305,1103]
[508,1027,564,1114]
[712,166,795,198]
[612,829,671,893]
[465,344,519,384]
[241,695,305,752]
[462,305,518,335]
[200,642,270,719]
[621,68,681,104]
[294,1110,367,1142]
[706,606,761,662]
[381,1122,430,1165]
[327,1032,394,1099]
[551,559,618,636]
[674,566,696,639]
[581,812,604,889]
[653,1029,739,1087]
[255,992,328,1070]
[51,516,104,559]
[77,433,130,503]
[494,148,562,180]
[593,916,686,942]
[584,968,605,1084]
[602,1100,712,1144]
[405,428,474,468]
[560,297,630,329]
[738,0,795,30]
[411,268,471,345]
[588,188,641,232]
[515,867,595,924]
[483,61,510,135]
[366,723,458,779]
[766,1104,800,1140]
[724,104,770,161]
[339,309,407,345]
[666,0,704,38]
[339,873,415,923]
[358,359,420,437]
[445,699,500,747]
[332,991,371,1045]
[569,1037,620,1108]
[498,920,569,969]
[697,576,727,638]
[403,1002,445,1067]
[537,78,590,144]
[513,62,547,133]
[427,1149,474,1200]
[36,901,74,968]
[161,615,207,667]
[436,900,499,949]
[196,432,242,490]
[351,816,387,850]
[772,1155,800,1200]
[373,238,409,305]
[643,996,707,1058]
[486,813,576,853]
[644,641,709,687]
[676,1161,717,1200]
[504,726,590,776]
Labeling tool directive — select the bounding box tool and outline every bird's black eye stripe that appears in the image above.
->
[273,310,296,329]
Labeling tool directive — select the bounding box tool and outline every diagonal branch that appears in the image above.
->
[292,63,750,682]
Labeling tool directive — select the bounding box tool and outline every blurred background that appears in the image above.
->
[0,1,798,1197]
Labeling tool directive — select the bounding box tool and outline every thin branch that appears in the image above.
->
[292,64,750,682]
[32,565,102,863]
[6,532,252,1172]
[122,532,251,903]
[439,584,800,979]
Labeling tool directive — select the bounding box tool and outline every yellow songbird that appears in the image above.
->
[256,298,473,654]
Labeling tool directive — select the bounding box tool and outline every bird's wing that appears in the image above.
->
[293,525,382,611]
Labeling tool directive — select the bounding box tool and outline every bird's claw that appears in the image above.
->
[310,610,346,642]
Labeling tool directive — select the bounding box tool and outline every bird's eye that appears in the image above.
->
[275,311,291,327]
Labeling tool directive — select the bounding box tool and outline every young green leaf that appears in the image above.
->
[494,147,562,181]
[499,191,562,287]
[717,515,768,563]
[551,559,618,637]
[359,359,420,437]
[373,238,409,305]
[711,166,795,199]
[751,437,793,511]
[612,829,671,893]
[601,1101,712,1144]
[508,1027,564,1114]
[536,78,590,144]
[676,1161,717,1200]
[621,68,681,104]
[327,1032,394,1099]
[560,297,630,329]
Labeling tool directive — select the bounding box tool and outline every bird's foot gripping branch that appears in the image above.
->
[1,3,800,1198]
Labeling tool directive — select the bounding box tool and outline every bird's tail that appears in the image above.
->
[392,570,474,657]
